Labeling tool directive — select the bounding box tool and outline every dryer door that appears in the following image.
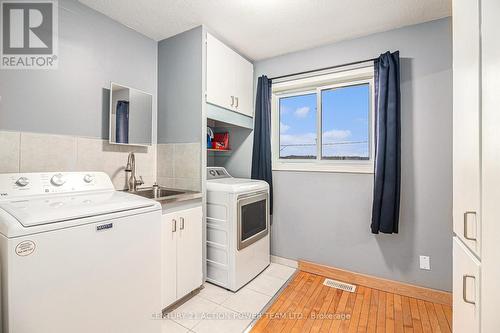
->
[237,191,269,250]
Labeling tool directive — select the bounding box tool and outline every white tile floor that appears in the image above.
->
[162,263,296,333]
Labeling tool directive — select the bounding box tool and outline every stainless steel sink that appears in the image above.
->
[132,187,185,199]
[129,186,203,203]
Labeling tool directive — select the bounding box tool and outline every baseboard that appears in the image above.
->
[271,255,298,268]
[299,260,452,306]
[162,284,203,314]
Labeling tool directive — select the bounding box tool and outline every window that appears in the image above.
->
[321,84,370,160]
[279,92,317,159]
[272,66,374,173]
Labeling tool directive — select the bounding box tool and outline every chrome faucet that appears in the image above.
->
[125,152,144,192]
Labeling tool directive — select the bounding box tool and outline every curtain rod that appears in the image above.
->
[269,57,378,81]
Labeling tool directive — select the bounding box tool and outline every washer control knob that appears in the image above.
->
[15,177,29,187]
[83,174,94,183]
[50,173,66,187]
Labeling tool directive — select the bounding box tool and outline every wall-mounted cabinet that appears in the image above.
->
[206,33,254,117]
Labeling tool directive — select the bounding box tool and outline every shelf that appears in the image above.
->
[207,148,231,152]
[206,104,253,130]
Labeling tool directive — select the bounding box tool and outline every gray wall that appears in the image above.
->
[157,26,203,144]
[254,18,452,291]
[0,0,157,140]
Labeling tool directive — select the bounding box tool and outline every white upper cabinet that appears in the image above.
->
[235,56,254,117]
[206,33,254,117]
[206,34,235,112]
[452,0,481,258]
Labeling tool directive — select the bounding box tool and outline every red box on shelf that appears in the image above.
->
[213,132,229,150]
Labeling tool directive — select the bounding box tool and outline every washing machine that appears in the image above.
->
[0,172,162,333]
[206,167,270,291]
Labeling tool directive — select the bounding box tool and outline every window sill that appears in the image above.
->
[272,162,374,174]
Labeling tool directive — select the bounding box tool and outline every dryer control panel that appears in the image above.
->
[207,167,231,180]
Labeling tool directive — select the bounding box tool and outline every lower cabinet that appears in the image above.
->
[162,205,203,308]
[453,237,480,333]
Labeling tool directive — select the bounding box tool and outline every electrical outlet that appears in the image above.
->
[419,255,431,270]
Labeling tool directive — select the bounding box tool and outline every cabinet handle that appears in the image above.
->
[180,217,185,230]
[230,96,235,107]
[235,97,239,108]
[172,219,177,232]
[464,211,477,241]
[462,275,476,305]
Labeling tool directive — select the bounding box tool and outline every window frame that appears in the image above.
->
[271,65,375,173]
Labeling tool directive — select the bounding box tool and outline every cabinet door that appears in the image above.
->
[453,237,480,333]
[452,0,481,257]
[176,206,203,299]
[234,55,254,117]
[206,33,236,111]
[161,212,178,308]
[480,1,500,331]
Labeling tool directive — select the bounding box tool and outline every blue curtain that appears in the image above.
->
[251,76,273,214]
[116,100,129,144]
[371,51,401,234]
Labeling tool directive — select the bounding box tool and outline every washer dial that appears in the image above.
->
[50,173,66,187]
[83,174,94,183]
[15,177,29,187]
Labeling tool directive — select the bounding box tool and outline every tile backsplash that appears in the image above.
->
[0,131,20,173]
[20,132,79,172]
[0,130,202,192]
[0,130,156,190]
[157,143,201,192]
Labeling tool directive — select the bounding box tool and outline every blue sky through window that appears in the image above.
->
[322,84,369,159]
[279,93,317,159]
[279,84,369,160]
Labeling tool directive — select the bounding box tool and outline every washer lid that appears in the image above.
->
[0,191,156,227]
[206,178,269,193]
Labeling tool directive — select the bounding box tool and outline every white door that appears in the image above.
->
[206,33,236,111]
[452,0,481,257]
[234,55,254,117]
[453,237,480,333]
[176,206,203,299]
[162,212,178,308]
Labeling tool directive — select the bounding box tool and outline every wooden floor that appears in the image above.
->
[250,271,452,333]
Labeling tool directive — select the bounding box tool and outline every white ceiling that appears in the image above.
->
[79,0,451,61]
